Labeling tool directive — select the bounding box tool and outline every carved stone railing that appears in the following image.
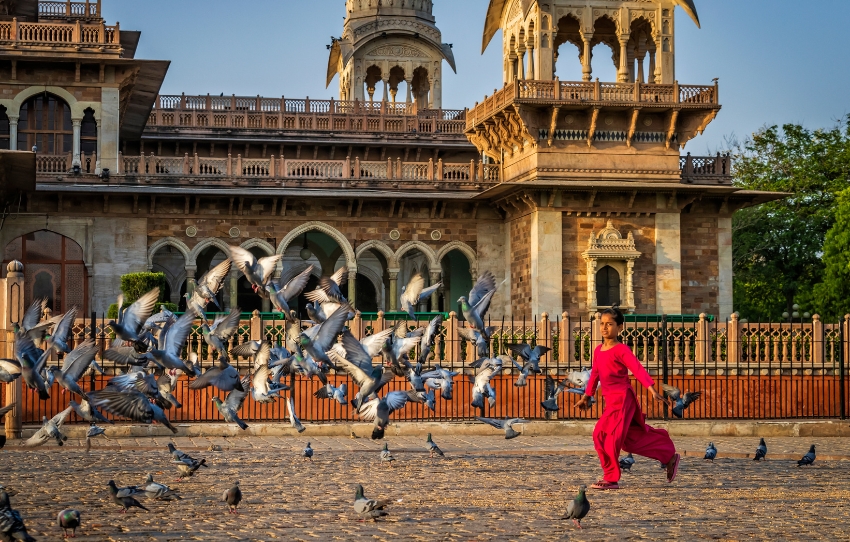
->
[467,79,719,130]
[680,153,733,185]
[38,0,101,18]
[147,94,467,136]
[0,17,120,54]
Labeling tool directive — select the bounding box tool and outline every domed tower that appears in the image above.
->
[327,0,456,109]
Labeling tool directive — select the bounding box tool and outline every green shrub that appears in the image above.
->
[120,272,167,304]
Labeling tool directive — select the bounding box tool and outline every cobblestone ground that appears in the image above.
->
[2,436,849,540]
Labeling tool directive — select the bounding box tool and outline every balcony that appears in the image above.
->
[0,17,121,57]
[38,1,102,19]
[147,94,468,136]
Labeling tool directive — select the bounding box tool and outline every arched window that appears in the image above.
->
[0,105,10,150]
[3,230,88,313]
[18,93,73,154]
[596,265,620,307]
[80,107,97,154]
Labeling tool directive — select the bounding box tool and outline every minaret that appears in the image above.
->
[327,0,456,109]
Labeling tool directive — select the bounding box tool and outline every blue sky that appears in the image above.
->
[107,0,850,152]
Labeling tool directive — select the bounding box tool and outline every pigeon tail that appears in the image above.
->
[540,398,559,412]
[371,426,385,440]
[236,418,249,431]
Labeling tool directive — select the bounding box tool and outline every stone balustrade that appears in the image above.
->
[38,0,102,18]
[0,16,120,54]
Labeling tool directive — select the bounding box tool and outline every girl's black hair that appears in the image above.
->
[599,304,625,326]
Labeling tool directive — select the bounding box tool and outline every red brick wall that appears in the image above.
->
[680,215,720,316]
[509,214,531,317]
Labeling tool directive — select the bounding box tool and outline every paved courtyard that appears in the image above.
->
[2,435,849,540]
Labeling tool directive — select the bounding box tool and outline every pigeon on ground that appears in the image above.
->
[303,442,313,461]
[212,376,250,430]
[222,481,242,514]
[380,443,395,467]
[619,453,635,472]
[426,433,444,457]
[24,406,72,447]
[313,382,348,405]
[189,356,242,393]
[0,404,15,449]
[506,343,551,375]
[797,445,816,467]
[357,390,414,440]
[475,416,526,439]
[0,489,36,541]
[266,265,313,321]
[754,438,767,461]
[190,258,231,310]
[286,396,305,433]
[353,484,389,521]
[704,442,717,461]
[661,384,702,418]
[107,481,149,513]
[107,288,160,351]
[399,273,442,321]
[561,484,590,529]
[167,443,206,467]
[57,508,81,538]
[140,474,181,501]
[458,271,497,335]
[229,245,282,297]
[541,374,571,412]
[88,388,178,433]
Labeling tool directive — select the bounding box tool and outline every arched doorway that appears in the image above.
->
[596,265,620,307]
[2,230,88,313]
[195,246,228,311]
[151,244,186,306]
[282,230,345,319]
[440,249,472,316]
[355,249,388,312]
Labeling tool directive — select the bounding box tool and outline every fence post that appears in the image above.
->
[559,312,572,367]
[3,261,24,440]
[375,310,385,333]
[538,312,551,366]
[661,314,669,419]
[840,315,848,420]
[448,311,460,365]
[812,314,823,365]
[696,313,708,365]
[250,310,262,342]
[727,313,741,366]
[351,312,363,340]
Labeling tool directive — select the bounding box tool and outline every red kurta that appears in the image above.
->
[587,343,676,483]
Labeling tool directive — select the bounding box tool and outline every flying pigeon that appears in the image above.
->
[457,271,497,335]
[417,315,443,365]
[458,326,494,362]
[329,331,394,409]
[475,416,526,439]
[469,362,502,409]
[298,304,350,368]
[566,368,590,389]
[313,382,348,405]
[266,265,313,321]
[353,484,389,521]
[189,356,242,393]
[286,396,305,433]
[107,481,149,513]
[426,433,444,457]
[107,288,160,351]
[200,309,241,362]
[661,384,702,418]
[24,406,72,447]
[399,273,442,321]
[704,442,717,461]
[619,453,635,472]
[797,445,816,467]
[212,376,250,430]
[380,442,395,467]
[357,390,414,440]
[89,388,178,433]
[222,481,242,514]
[560,485,590,529]
[506,343,551,374]
[541,374,571,412]
[43,307,78,354]
[251,346,287,404]
[176,458,207,481]
[190,258,231,310]
[303,442,313,461]
[45,339,100,400]
[0,358,21,384]
[304,267,349,303]
[754,438,767,461]
[228,245,282,297]
[421,364,458,400]
[57,508,82,538]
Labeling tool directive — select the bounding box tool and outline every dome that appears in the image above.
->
[346,0,433,18]
[6,260,23,273]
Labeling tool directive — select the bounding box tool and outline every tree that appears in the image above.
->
[810,188,850,321]
[731,117,850,320]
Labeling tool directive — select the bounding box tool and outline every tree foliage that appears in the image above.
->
[732,117,850,320]
[119,272,167,304]
[810,188,850,320]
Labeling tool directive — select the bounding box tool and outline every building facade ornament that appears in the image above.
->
[581,220,641,313]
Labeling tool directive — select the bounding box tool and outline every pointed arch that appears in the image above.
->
[277,222,357,272]
[240,238,276,256]
[147,237,191,270]
[188,237,232,268]
[356,239,396,266]
[435,241,478,275]
[394,241,438,272]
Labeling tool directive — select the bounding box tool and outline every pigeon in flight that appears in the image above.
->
[212,376,250,430]
[89,388,178,434]
[229,245,282,297]
[541,374,571,412]
[107,288,160,351]
[357,390,415,440]
[661,384,702,418]
[458,271,497,335]
[267,265,314,321]
[560,485,590,529]
[399,273,441,321]
[475,416,526,439]
[286,396,305,433]
[754,438,767,461]
[313,382,348,405]
[190,258,231,311]
[506,343,551,375]
[0,403,15,449]
[24,406,72,447]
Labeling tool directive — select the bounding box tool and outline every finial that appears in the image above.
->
[6,260,23,274]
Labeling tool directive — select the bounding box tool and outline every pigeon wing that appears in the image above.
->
[89,389,154,423]
[228,246,259,277]
[162,310,196,357]
[327,350,371,386]
[51,307,79,345]
[359,328,394,358]
[383,390,410,414]
[257,255,283,284]
[661,383,682,401]
[400,274,425,308]
[467,271,496,308]
[329,266,348,289]
[60,339,99,382]
[281,265,314,301]
[122,288,161,336]
[312,304,350,351]
[225,377,250,411]
[507,343,532,361]
[475,416,504,429]
[199,258,231,291]
[212,309,241,341]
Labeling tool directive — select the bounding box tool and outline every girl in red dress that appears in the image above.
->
[573,307,680,490]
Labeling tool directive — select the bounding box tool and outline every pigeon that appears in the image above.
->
[139,474,181,501]
[422,388,436,411]
[88,388,178,433]
[201,309,241,362]
[303,442,314,461]
[754,438,767,461]
[266,265,313,321]
[357,390,413,440]
[329,331,394,409]
[84,424,107,452]
[469,362,502,409]
[566,368,590,389]
[57,508,81,538]
[144,310,200,376]
[475,416,526,439]
[305,267,349,303]
[0,359,21,384]
[541,374,571,412]
[69,398,111,426]
[704,442,717,461]
[155,371,182,411]
[421,364,458,400]
[45,339,100,400]
[222,481,242,514]
[107,371,161,400]
[189,356,242,393]
[0,404,15,449]
[381,322,420,370]
[506,343,551,374]
[43,307,78,354]
[458,271,497,334]
[167,443,206,467]
[380,442,395,466]
[212,377,250,430]
[313,382,348,405]
[661,384,702,418]
[12,334,50,400]
[288,348,328,385]
[299,304,350,367]
[107,288,160,350]
[619,453,635,472]
[176,458,207,481]
[426,433,444,457]
[24,406,72,447]
[286,396,305,433]
[251,348,286,404]
[107,480,149,513]
[507,354,530,387]
[14,298,50,341]
[190,258,231,310]
[229,245,282,297]
[561,485,590,529]
[353,484,389,521]
[417,314,443,365]
[0,489,36,542]
[797,445,816,467]
[399,273,442,321]
[303,290,354,324]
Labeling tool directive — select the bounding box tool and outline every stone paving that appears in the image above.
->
[2,435,849,540]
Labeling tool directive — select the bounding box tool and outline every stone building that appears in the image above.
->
[0,0,778,318]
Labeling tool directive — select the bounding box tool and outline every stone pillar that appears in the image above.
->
[8,115,18,151]
[654,213,682,314]
[717,217,733,319]
[405,77,413,103]
[100,87,121,174]
[388,270,399,312]
[229,270,238,312]
[185,266,197,300]
[581,34,592,82]
[617,36,630,83]
[647,48,657,84]
[261,296,270,313]
[517,49,525,80]
[3,261,24,440]
[530,209,563,318]
[625,260,636,310]
[382,76,389,102]
[526,43,534,80]
[348,269,357,307]
[429,271,441,312]
[585,259,597,311]
[72,118,82,167]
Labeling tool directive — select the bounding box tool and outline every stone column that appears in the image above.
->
[530,209,563,317]
[647,47,657,84]
[8,115,18,151]
[581,34,592,81]
[185,265,197,300]
[617,35,630,83]
[348,269,357,307]
[585,259,597,311]
[100,86,121,174]
[526,43,535,80]
[229,270,238,312]
[626,259,636,309]
[382,76,389,102]
[388,270,399,312]
[405,77,413,103]
[72,118,82,167]
[717,217,733,319]
[4,261,24,441]
[654,213,682,314]
[517,49,525,79]
[429,271,441,312]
